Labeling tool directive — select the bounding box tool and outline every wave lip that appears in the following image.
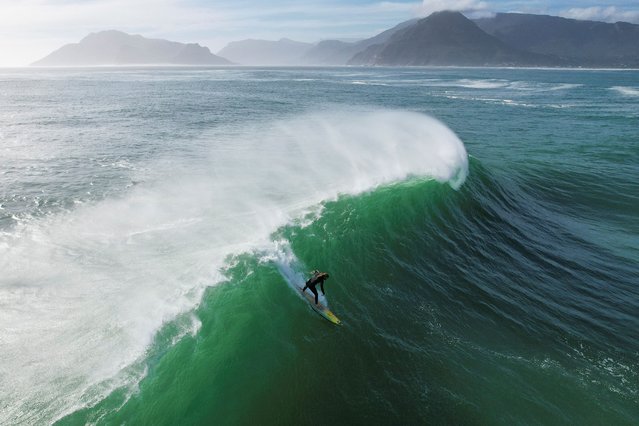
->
[265,109,469,193]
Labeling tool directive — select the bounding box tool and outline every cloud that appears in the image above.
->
[0,0,222,35]
[418,0,493,18]
[560,6,639,23]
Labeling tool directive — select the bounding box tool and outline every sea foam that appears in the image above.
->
[611,86,639,97]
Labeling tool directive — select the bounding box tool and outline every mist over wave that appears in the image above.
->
[0,109,467,424]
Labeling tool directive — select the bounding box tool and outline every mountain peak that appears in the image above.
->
[350,10,563,66]
[428,10,466,18]
[80,30,136,43]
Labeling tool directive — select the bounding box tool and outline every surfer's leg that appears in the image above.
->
[309,286,318,304]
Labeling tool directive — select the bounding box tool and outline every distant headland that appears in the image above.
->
[32,12,639,68]
[32,30,231,66]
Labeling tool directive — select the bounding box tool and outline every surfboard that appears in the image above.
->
[298,285,341,325]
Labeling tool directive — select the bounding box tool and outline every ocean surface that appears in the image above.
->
[0,67,637,425]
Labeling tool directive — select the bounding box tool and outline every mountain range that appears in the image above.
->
[217,38,313,66]
[475,13,639,67]
[32,12,639,67]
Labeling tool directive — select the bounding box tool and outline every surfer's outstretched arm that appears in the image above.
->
[320,281,325,295]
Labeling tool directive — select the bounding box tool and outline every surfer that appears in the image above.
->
[302,270,329,305]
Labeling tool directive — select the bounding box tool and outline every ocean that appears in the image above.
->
[0,67,637,425]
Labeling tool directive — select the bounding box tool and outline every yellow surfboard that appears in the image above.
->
[299,287,341,325]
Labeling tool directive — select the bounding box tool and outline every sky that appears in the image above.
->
[0,0,638,66]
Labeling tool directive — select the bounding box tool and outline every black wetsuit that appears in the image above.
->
[303,272,329,305]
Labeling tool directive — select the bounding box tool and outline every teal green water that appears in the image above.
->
[0,67,637,425]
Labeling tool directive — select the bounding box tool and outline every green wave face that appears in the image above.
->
[59,160,638,425]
